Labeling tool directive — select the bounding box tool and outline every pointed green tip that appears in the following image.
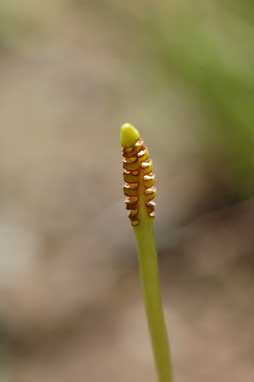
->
[120,123,140,147]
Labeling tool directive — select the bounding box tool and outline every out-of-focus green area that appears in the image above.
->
[145,0,254,198]
[100,0,254,198]
[0,0,34,48]
[0,1,252,382]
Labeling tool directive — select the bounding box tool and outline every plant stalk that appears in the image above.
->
[134,203,173,382]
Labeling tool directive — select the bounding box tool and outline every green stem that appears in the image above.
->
[134,206,173,382]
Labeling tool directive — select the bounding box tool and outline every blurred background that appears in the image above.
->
[0,1,253,381]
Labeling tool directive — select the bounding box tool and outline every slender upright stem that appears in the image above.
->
[120,123,173,381]
[134,202,173,382]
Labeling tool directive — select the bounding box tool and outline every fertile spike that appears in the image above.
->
[121,123,156,226]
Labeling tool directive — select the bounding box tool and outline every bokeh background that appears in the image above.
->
[0,1,253,381]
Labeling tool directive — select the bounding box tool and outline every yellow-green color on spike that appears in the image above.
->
[120,123,140,147]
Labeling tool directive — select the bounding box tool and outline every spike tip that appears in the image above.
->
[120,123,140,147]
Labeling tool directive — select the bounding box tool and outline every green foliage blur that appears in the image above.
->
[0,0,36,49]
[0,1,20,48]
[144,0,254,198]
[84,0,254,199]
